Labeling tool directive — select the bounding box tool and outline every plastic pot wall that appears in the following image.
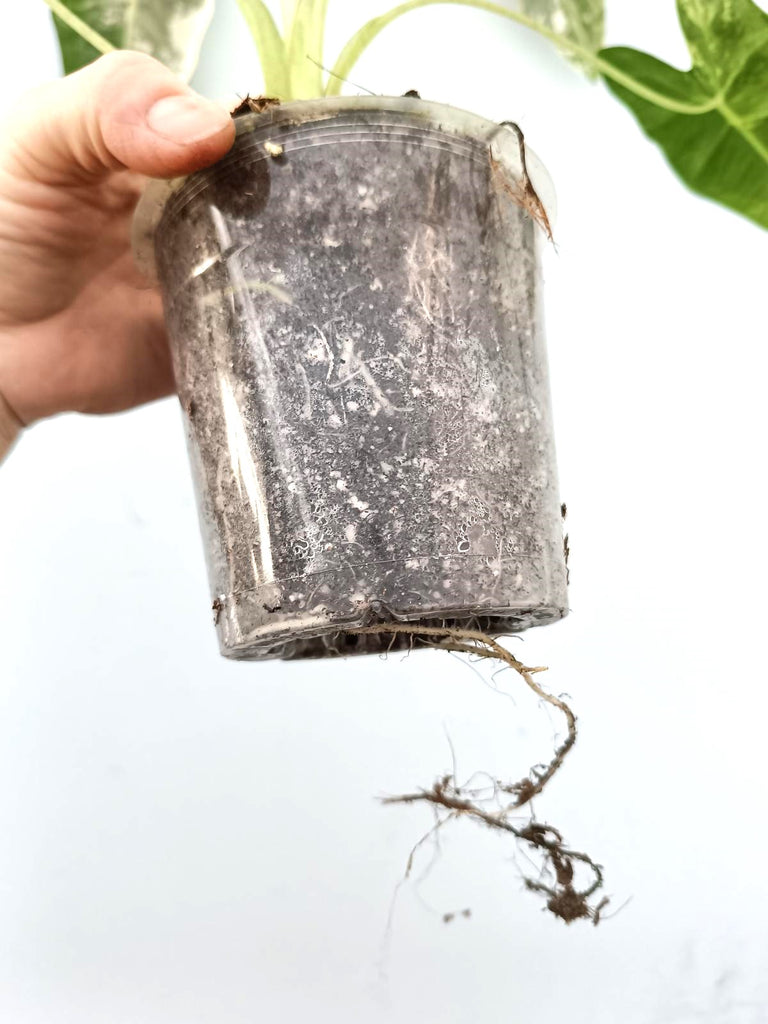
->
[134,97,568,659]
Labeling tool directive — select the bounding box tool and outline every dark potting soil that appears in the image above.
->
[152,100,568,658]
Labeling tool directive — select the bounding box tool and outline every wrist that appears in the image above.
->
[0,389,23,462]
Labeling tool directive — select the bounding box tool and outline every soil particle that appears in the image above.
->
[154,102,567,659]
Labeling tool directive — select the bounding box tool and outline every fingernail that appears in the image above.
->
[147,93,231,144]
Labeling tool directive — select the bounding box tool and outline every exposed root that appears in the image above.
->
[350,623,607,925]
[489,121,554,242]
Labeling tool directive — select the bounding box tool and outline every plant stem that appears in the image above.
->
[41,0,116,56]
[235,0,292,99]
[329,0,719,117]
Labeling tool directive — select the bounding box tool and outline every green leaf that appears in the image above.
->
[600,0,768,229]
[235,0,291,98]
[520,0,603,74]
[46,0,215,80]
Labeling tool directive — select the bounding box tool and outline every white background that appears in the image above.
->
[1,2,767,1021]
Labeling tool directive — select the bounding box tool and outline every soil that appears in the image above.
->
[153,100,568,659]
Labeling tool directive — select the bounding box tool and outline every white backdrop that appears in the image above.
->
[1,2,767,1022]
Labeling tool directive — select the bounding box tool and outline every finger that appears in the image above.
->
[0,390,23,462]
[2,50,235,184]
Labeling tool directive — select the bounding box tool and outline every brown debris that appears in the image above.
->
[232,95,281,117]
[564,532,570,584]
[442,908,472,924]
[489,121,553,242]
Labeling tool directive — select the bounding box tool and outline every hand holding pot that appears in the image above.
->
[0,51,234,458]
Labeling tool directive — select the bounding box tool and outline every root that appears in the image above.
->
[350,623,608,925]
[489,122,554,242]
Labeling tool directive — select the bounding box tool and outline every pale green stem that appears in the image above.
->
[41,0,116,54]
[328,0,720,117]
[235,0,292,98]
[281,0,296,34]
[285,0,325,98]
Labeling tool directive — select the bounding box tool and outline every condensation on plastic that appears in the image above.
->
[133,96,568,659]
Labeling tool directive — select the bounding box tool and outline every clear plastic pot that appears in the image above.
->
[133,96,568,659]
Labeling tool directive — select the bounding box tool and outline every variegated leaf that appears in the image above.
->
[50,0,215,80]
[521,0,603,72]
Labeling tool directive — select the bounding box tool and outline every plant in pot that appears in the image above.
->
[44,0,767,924]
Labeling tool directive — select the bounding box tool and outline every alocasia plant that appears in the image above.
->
[44,0,767,229]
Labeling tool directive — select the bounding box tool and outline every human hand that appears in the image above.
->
[0,51,234,445]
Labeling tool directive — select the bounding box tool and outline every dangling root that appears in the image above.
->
[350,623,608,925]
[489,122,554,242]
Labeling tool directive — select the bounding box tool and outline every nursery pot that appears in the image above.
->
[134,96,568,659]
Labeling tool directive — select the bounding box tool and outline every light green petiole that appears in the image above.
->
[41,0,115,56]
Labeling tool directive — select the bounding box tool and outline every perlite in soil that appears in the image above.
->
[134,96,568,659]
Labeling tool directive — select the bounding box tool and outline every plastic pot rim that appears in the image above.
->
[132,94,556,282]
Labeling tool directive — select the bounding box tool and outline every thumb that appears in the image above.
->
[2,50,235,183]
